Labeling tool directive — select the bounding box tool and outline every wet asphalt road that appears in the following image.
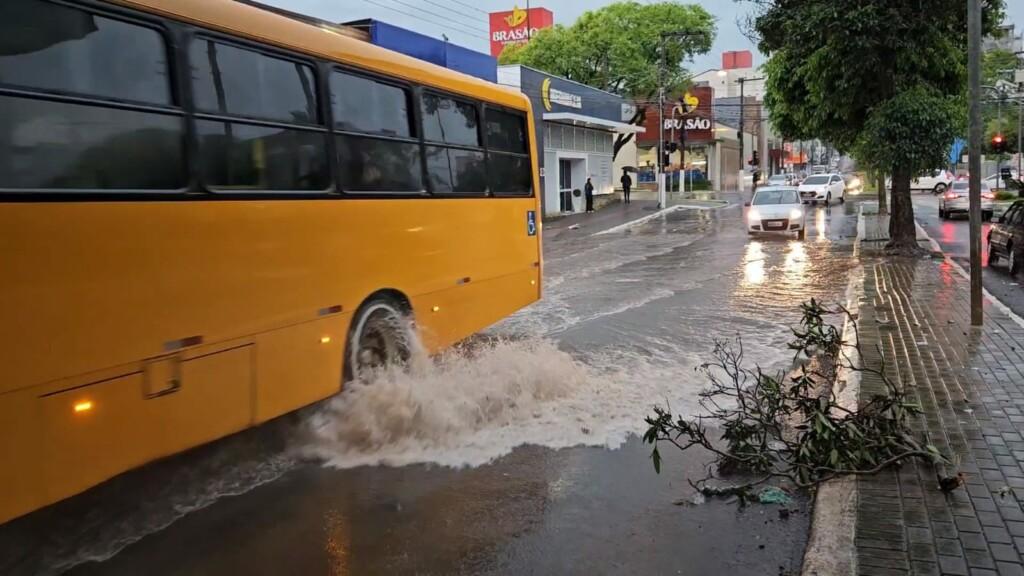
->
[912,193,1024,318]
[3,194,863,576]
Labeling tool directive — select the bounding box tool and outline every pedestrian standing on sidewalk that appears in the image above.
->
[585,177,595,212]
[620,169,633,205]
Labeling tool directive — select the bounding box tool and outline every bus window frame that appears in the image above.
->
[482,103,533,198]
[418,88,489,198]
[186,30,333,196]
[328,64,428,197]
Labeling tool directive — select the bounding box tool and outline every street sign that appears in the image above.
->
[949,138,967,165]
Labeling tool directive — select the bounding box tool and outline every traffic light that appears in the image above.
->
[992,134,1006,153]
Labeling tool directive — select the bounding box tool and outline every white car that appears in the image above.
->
[746,186,807,239]
[887,169,954,194]
[985,171,1019,189]
[798,173,845,205]
[939,180,995,220]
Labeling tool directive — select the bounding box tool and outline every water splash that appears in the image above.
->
[301,336,706,470]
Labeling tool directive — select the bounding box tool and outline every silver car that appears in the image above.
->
[939,180,994,220]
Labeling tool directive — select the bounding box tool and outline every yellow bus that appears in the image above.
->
[0,0,541,524]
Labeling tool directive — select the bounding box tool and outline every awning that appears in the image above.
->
[542,112,645,134]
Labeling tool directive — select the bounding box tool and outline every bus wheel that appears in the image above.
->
[345,297,411,382]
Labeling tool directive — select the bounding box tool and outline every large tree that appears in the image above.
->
[753,0,1003,252]
[499,2,715,158]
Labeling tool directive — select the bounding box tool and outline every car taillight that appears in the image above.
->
[982,192,994,200]
[944,192,959,200]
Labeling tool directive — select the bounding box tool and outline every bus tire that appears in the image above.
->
[344,294,412,383]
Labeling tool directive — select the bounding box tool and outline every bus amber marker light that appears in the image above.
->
[320,336,332,344]
[73,400,93,414]
[432,306,441,313]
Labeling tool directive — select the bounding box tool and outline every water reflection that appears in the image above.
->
[784,240,807,282]
[816,208,828,243]
[743,241,766,286]
[324,509,351,576]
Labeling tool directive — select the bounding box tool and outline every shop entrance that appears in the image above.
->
[557,156,587,213]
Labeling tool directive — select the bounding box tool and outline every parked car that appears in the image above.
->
[985,170,1020,190]
[939,180,994,220]
[745,186,807,239]
[987,200,1024,273]
[798,173,846,204]
[886,169,954,194]
[766,173,799,186]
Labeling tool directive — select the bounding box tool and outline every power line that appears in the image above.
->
[420,0,488,31]
[361,0,484,40]
[443,0,488,16]
[380,0,488,35]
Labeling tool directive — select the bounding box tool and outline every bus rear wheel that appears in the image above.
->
[345,296,411,382]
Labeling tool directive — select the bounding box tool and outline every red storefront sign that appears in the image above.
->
[637,86,714,145]
[489,6,554,57]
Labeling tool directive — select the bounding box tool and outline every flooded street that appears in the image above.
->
[3,195,864,576]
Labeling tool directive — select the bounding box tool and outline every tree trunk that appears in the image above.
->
[886,164,917,253]
[877,171,888,215]
[613,106,648,160]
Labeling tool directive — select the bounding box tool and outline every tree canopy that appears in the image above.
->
[499,2,715,98]
[753,0,1004,251]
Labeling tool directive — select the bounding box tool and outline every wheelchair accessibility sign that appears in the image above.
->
[527,211,537,236]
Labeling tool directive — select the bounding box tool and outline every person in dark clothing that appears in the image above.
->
[620,169,633,204]
[584,177,595,212]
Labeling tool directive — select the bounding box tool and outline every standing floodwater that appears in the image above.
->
[3,197,864,576]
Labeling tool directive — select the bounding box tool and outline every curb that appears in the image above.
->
[800,221,865,576]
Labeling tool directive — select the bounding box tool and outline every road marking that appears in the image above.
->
[591,202,733,236]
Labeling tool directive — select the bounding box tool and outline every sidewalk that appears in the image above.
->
[851,215,1024,576]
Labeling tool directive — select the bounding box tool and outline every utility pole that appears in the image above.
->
[736,76,764,193]
[658,43,666,209]
[968,0,983,326]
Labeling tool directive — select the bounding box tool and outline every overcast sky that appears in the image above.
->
[264,0,1023,74]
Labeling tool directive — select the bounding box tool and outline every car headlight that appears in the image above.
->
[850,177,861,188]
[748,208,761,221]
[790,208,803,220]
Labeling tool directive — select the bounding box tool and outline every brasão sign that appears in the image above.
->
[488,6,553,57]
[638,86,715,145]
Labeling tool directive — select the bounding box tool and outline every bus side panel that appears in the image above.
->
[0,388,43,525]
[254,315,347,424]
[38,345,252,504]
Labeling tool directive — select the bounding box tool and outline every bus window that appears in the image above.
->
[422,93,486,195]
[0,0,184,191]
[0,0,171,106]
[194,121,329,191]
[485,108,532,197]
[485,108,528,154]
[331,72,411,137]
[425,145,486,194]
[330,70,423,193]
[190,39,328,191]
[190,39,318,125]
[421,93,480,147]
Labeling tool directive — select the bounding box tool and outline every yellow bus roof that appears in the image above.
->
[113,0,532,111]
